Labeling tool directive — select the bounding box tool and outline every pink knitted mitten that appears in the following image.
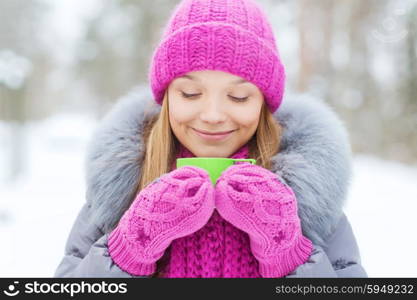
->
[215,164,313,277]
[108,166,215,276]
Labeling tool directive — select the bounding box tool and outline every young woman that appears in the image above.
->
[54,0,367,278]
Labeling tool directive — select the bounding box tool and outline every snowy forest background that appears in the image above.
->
[1,0,416,277]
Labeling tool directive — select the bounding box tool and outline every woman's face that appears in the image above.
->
[167,70,264,157]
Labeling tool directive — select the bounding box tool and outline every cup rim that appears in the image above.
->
[177,157,255,161]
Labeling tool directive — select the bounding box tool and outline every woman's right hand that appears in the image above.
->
[107,166,215,276]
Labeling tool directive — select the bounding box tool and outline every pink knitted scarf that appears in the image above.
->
[157,143,261,278]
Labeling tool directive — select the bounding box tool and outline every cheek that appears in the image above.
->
[231,111,260,130]
[229,98,263,131]
[169,103,196,129]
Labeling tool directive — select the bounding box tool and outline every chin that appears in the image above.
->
[194,148,230,158]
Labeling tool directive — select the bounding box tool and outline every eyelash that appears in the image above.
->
[181,92,248,102]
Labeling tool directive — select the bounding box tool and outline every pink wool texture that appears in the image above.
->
[215,163,313,278]
[160,144,312,278]
[148,0,286,113]
[107,163,216,276]
[108,143,312,277]
[159,144,261,277]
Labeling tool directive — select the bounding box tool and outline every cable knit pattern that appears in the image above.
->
[159,143,261,278]
[107,165,215,276]
[148,0,286,113]
[215,163,313,277]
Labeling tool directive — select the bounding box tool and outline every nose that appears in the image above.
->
[199,97,227,124]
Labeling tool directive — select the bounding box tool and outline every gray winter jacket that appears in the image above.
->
[54,88,367,278]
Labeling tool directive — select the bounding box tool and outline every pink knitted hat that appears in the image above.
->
[148,0,286,113]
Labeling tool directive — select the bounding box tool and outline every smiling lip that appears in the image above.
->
[192,128,235,141]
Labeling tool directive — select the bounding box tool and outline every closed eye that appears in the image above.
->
[181,92,201,98]
[181,92,248,102]
[229,95,249,102]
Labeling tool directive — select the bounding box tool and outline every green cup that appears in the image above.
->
[176,157,257,185]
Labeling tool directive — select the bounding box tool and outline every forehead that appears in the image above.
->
[173,70,251,86]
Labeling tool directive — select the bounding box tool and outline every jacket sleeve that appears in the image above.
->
[53,202,149,278]
[285,213,368,278]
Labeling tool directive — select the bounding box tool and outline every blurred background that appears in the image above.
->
[0,0,416,277]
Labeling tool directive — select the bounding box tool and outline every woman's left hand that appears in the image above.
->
[215,163,313,277]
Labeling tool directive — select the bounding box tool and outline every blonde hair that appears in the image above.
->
[136,90,283,276]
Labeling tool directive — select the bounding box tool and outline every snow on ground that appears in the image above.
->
[0,116,416,277]
[345,155,417,277]
[0,115,94,277]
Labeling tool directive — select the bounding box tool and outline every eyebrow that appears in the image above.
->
[178,74,248,84]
